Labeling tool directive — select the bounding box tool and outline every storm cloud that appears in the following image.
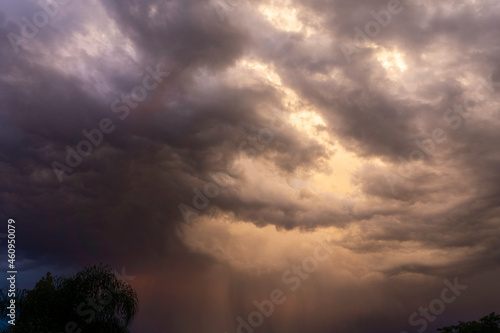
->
[0,0,499,332]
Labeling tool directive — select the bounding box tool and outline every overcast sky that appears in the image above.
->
[1,0,500,332]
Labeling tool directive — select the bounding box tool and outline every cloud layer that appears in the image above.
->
[1,0,499,332]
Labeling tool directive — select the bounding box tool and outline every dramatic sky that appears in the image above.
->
[1,0,500,332]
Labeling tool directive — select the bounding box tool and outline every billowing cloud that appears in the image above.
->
[1,0,499,332]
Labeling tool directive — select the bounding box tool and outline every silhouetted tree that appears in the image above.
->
[0,264,138,333]
[438,312,500,333]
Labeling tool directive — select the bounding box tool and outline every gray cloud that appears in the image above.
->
[1,0,499,332]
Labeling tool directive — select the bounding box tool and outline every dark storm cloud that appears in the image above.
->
[0,0,335,270]
[100,0,252,69]
[1,0,500,332]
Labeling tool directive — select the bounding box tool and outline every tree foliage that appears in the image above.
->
[0,264,138,333]
[438,312,500,333]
